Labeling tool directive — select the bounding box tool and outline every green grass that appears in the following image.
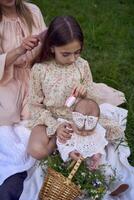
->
[31,0,134,165]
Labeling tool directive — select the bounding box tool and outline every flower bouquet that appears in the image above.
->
[40,151,115,200]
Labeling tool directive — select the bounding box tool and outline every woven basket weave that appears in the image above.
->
[39,158,83,200]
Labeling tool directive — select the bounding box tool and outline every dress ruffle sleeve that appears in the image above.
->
[99,116,124,141]
[82,60,126,106]
[28,64,61,137]
[99,103,128,141]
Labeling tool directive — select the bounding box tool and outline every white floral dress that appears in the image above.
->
[57,122,108,162]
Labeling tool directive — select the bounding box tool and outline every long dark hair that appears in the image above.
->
[39,16,84,62]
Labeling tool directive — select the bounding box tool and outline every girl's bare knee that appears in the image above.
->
[27,142,49,160]
[27,125,50,159]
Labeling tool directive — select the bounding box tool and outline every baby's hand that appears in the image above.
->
[71,84,87,98]
[69,150,82,161]
[89,153,101,170]
[56,122,73,143]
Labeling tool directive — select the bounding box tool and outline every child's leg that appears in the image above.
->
[27,125,56,160]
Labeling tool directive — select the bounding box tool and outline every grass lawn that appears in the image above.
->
[31,0,134,165]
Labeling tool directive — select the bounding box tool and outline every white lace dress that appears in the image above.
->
[57,122,108,162]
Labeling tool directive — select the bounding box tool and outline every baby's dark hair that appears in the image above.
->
[39,16,84,62]
[74,98,100,117]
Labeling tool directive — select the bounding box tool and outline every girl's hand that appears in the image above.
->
[56,122,73,143]
[69,150,82,161]
[18,35,40,55]
[71,84,87,98]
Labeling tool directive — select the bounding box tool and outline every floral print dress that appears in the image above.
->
[29,57,125,140]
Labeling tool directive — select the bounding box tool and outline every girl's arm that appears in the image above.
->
[29,64,68,137]
[82,60,105,104]
[29,64,75,140]
[82,60,126,106]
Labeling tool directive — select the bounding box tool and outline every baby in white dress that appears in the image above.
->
[57,98,129,196]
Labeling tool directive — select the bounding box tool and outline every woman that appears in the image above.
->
[0,0,46,199]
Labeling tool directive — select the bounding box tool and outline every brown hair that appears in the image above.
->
[39,15,84,62]
[74,98,100,117]
[0,0,35,33]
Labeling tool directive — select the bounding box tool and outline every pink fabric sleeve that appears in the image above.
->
[37,6,46,30]
[0,45,14,84]
[27,3,46,31]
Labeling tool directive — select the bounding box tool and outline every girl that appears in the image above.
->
[0,0,46,199]
[28,15,125,159]
[28,16,134,200]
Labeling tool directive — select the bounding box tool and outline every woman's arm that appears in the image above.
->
[0,35,39,81]
[5,36,39,68]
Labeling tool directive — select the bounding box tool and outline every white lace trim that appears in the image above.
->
[72,112,98,130]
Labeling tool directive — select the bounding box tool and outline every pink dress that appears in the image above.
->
[0,2,46,125]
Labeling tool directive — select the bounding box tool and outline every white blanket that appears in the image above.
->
[0,121,35,185]
[0,104,133,200]
[19,103,134,200]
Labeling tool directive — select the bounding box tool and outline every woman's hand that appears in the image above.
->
[17,35,40,55]
[56,122,73,143]
[71,84,87,98]
[5,35,41,68]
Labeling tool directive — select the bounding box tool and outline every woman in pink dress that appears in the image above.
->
[0,0,46,199]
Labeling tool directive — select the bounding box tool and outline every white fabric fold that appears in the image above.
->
[20,104,134,200]
[0,122,35,185]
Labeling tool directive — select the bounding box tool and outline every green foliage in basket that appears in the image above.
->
[41,151,115,200]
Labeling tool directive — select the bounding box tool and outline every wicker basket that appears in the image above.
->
[39,158,83,200]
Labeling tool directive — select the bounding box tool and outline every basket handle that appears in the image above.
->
[67,157,83,183]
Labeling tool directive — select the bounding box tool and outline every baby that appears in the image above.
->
[57,98,129,196]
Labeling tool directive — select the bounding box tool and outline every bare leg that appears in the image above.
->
[27,125,56,160]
